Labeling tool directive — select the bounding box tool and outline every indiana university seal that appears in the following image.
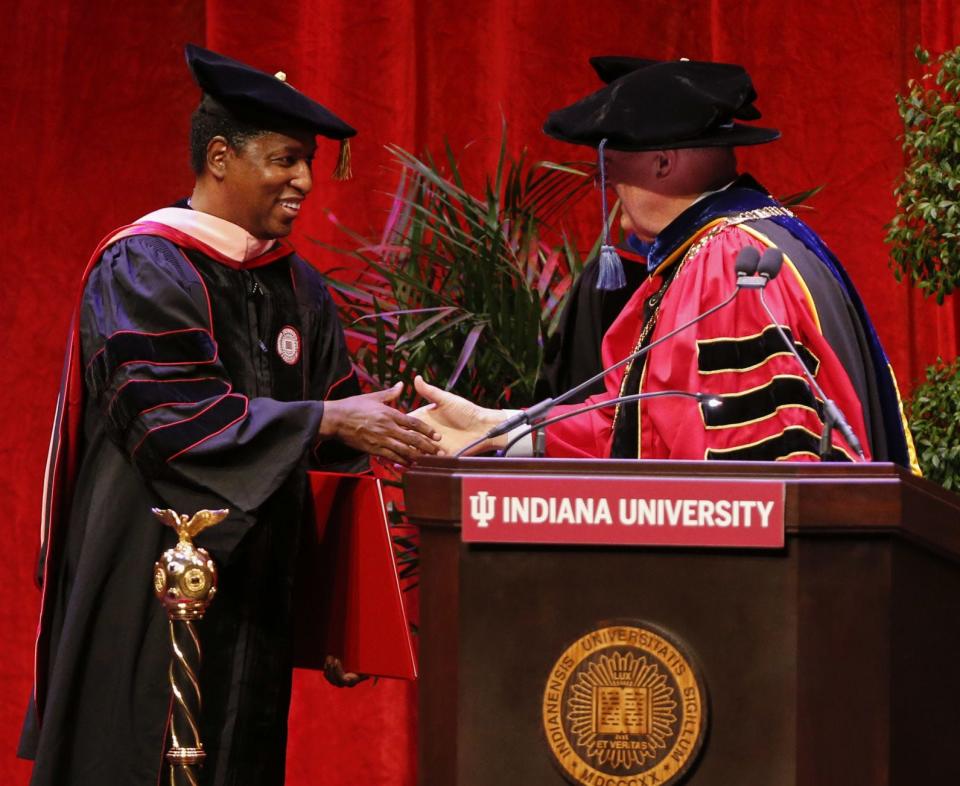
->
[542,622,707,786]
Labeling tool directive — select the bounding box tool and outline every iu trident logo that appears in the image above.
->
[469,491,496,528]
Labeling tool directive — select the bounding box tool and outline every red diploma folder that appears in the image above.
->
[292,471,417,680]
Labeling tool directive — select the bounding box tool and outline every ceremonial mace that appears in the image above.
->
[152,508,229,786]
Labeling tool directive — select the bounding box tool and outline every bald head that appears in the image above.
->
[604,146,739,240]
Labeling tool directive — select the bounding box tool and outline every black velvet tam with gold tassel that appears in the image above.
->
[185,43,356,179]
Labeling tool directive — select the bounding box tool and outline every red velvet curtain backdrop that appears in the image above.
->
[3,2,959,784]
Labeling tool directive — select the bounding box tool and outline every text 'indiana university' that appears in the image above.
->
[500,496,774,528]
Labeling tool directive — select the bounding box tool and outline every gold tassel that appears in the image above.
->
[333,138,353,181]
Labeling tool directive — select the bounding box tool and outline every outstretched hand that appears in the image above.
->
[320,382,441,465]
[409,375,510,456]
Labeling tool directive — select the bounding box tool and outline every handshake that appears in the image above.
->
[321,375,512,465]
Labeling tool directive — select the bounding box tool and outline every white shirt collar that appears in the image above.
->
[689,179,737,208]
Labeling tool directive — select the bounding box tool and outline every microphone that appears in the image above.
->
[757,247,784,279]
[475,245,763,448]
[734,244,772,289]
[500,390,724,456]
[735,245,761,277]
[752,247,866,460]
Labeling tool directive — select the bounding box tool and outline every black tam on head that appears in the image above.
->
[546,58,779,152]
[185,43,356,178]
[185,43,355,140]
[587,55,761,121]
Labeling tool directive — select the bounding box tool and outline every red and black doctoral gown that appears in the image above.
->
[543,177,917,467]
[21,207,361,786]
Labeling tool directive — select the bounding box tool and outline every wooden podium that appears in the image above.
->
[404,458,960,786]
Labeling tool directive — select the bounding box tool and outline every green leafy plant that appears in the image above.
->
[314,129,596,410]
[905,358,960,490]
[885,44,960,486]
[315,128,597,589]
[887,45,960,304]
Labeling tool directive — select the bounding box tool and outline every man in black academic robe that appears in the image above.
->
[20,44,439,786]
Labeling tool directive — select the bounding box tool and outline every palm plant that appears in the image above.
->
[313,129,597,588]
[314,129,597,410]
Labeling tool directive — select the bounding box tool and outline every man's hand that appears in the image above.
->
[319,382,441,465]
[409,375,510,456]
[323,655,368,688]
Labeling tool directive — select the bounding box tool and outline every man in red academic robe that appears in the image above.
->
[412,59,915,469]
